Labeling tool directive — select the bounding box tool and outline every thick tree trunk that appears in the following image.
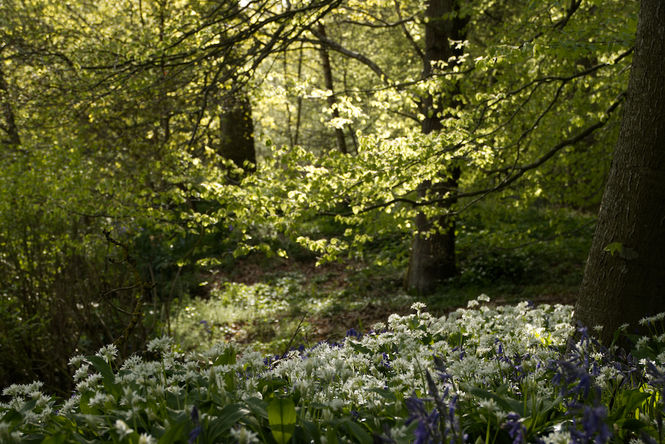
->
[0,63,20,147]
[317,24,348,154]
[405,0,467,294]
[219,87,256,175]
[405,168,461,293]
[574,0,665,344]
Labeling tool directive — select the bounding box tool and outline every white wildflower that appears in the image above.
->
[2,381,43,398]
[88,392,111,408]
[59,395,80,415]
[73,364,90,382]
[478,398,499,413]
[146,336,173,354]
[230,426,259,444]
[96,343,118,363]
[121,354,144,371]
[68,354,86,368]
[541,429,572,444]
[138,433,157,444]
[636,336,650,350]
[114,419,133,439]
[410,302,427,313]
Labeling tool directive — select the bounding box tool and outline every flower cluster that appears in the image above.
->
[1,297,664,443]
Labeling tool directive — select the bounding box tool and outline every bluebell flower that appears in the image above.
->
[503,412,526,444]
[188,425,202,444]
[346,328,362,339]
[189,405,202,444]
[381,352,392,369]
[569,405,611,443]
[405,396,441,444]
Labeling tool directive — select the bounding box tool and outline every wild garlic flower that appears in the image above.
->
[138,433,157,444]
[2,381,43,398]
[540,429,572,444]
[146,336,173,354]
[114,419,133,439]
[96,344,118,363]
[73,364,90,382]
[229,426,259,444]
[68,354,86,368]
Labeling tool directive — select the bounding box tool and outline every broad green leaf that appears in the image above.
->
[268,397,297,444]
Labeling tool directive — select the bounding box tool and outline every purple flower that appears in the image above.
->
[381,352,392,369]
[570,405,611,443]
[189,405,202,443]
[503,413,526,444]
[188,425,202,443]
[346,328,362,339]
[406,397,440,444]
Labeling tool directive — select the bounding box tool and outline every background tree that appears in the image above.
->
[404,0,468,294]
[574,0,665,344]
[0,0,340,392]
[248,0,631,291]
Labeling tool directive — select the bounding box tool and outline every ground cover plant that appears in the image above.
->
[2,296,664,443]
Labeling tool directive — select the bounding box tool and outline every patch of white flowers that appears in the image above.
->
[3,296,665,442]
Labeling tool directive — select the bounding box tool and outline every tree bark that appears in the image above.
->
[317,24,348,154]
[404,0,467,294]
[574,0,665,344]
[219,87,256,176]
[0,62,20,147]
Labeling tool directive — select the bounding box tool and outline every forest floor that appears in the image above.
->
[221,256,577,332]
[170,207,593,353]
[171,252,581,354]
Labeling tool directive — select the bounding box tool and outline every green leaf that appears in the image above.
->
[268,397,297,444]
[78,393,98,415]
[213,347,237,366]
[87,355,120,396]
[465,385,525,416]
[158,421,187,444]
[368,387,397,402]
[40,433,66,444]
[618,418,647,432]
[340,419,373,444]
[206,404,248,441]
[604,242,623,255]
[245,397,269,419]
[604,242,639,260]
[325,426,339,444]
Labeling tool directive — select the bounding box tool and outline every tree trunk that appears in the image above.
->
[0,62,20,147]
[405,0,467,294]
[317,24,348,154]
[219,87,256,176]
[574,0,665,344]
